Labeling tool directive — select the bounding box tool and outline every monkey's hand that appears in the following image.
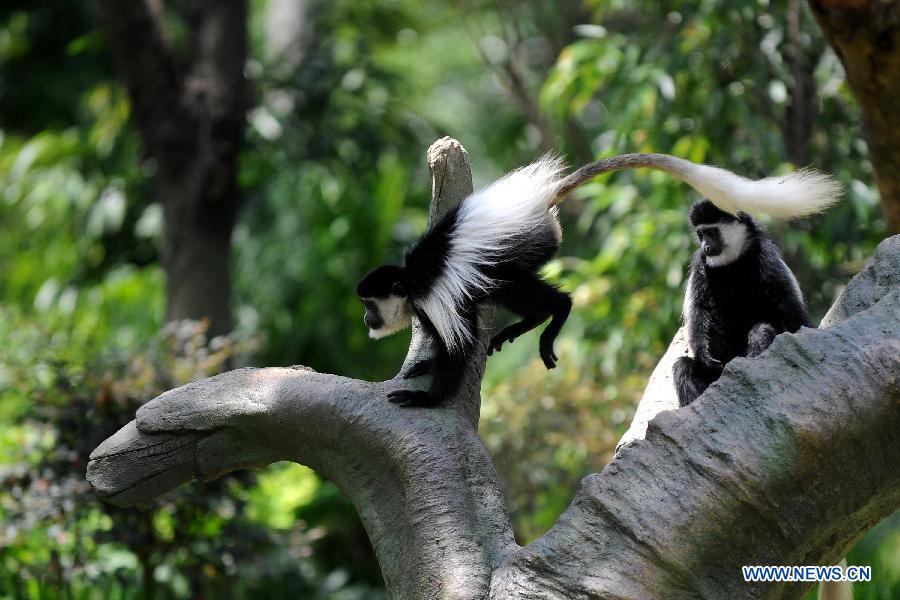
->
[696,347,722,369]
[403,359,433,379]
[387,389,439,408]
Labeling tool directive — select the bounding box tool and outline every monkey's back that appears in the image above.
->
[404,191,561,300]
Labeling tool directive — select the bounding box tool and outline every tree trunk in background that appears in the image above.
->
[98,0,248,336]
[810,0,900,233]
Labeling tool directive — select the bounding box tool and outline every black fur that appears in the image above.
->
[357,204,570,408]
[356,264,405,298]
[689,200,738,226]
[674,200,813,407]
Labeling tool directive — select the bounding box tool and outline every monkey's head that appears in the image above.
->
[356,265,412,339]
[689,199,754,268]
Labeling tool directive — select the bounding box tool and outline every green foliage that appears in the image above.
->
[844,513,900,600]
[0,2,112,131]
[0,75,161,345]
[0,314,385,599]
[236,0,432,379]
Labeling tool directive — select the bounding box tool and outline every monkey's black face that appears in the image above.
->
[359,295,412,339]
[689,199,755,267]
[694,222,749,267]
[696,226,723,257]
[356,265,412,339]
[362,299,384,330]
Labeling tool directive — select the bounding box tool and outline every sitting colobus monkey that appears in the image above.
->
[672,199,823,406]
[357,153,841,407]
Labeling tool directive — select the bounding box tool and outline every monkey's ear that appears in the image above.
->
[392,282,407,297]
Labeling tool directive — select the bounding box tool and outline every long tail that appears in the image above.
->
[554,153,842,218]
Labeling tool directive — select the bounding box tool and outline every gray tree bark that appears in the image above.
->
[88,138,899,599]
[98,0,248,336]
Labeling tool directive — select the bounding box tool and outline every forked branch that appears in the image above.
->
[89,139,900,599]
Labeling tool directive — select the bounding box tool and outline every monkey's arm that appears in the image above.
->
[677,304,724,407]
[673,356,722,406]
[676,266,725,406]
[778,295,813,332]
[689,310,721,368]
[686,263,722,367]
[760,245,814,332]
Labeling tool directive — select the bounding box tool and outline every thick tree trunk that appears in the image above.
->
[161,179,238,335]
[98,0,247,335]
[87,139,900,599]
[809,0,900,233]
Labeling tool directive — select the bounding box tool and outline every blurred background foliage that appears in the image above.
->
[0,0,895,598]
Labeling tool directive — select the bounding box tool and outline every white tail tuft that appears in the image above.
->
[677,161,843,218]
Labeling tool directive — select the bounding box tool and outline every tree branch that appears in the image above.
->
[89,138,513,600]
[615,327,686,453]
[619,234,900,455]
[88,137,900,599]
[492,273,899,598]
[89,368,515,598]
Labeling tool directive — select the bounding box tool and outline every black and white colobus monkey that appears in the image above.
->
[357,153,841,407]
[672,200,822,406]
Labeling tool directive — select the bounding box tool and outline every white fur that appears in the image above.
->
[367,296,412,339]
[420,155,566,353]
[703,222,750,267]
[670,158,843,218]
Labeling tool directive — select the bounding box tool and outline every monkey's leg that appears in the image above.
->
[388,306,477,407]
[673,356,721,407]
[427,346,469,402]
[540,290,572,369]
[536,283,572,370]
[389,348,466,408]
[489,276,552,355]
[403,359,433,379]
[492,275,571,368]
[747,322,778,357]
[488,317,543,355]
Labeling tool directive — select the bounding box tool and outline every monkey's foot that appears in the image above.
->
[539,342,558,369]
[403,359,433,379]
[387,389,439,408]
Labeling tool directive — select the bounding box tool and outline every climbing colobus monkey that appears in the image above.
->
[672,200,822,406]
[357,153,841,407]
